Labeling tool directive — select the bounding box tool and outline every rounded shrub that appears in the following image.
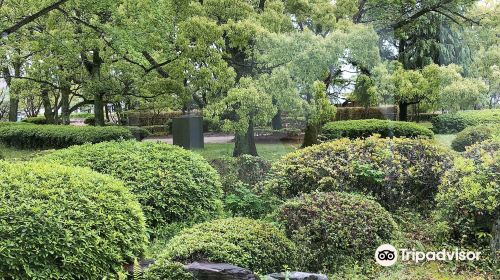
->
[21,116,48,125]
[274,192,398,272]
[267,136,454,212]
[143,261,194,280]
[451,124,500,152]
[150,218,296,274]
[436,140,499,250]
[321,119,434,140]
[0,124,134,149]
[432,109,500,134]
[0,161,147,279]
[40,141,223,235]
[124,126,152,140]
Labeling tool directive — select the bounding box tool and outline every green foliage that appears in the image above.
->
[451,124,500,152]
[435,140,499,252]
[143,260,194,280]
[274,192,399,273]
[21,116,48,125]
[84,116,96,126]
[40,141,223,235]
[125,126,152,141]
[0,161,147,279]
[151,218,296,274]
[322,119,434,140]
[0,124,134,149]
[432,109,500,134]
[267,136,454,212]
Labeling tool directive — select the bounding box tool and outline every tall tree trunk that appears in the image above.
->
[233,119,258,157]
[399,102,408,121]
[94,92,105,126]
[41,89,55,124]
[7,62,21,122]
[60,86,71,125]
[302,122,319,148]
[272,110,283,130]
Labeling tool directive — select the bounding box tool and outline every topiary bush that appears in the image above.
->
[84,115,96,126]
[124,126,151,140]
[0,161,147,279]
[451,124,500,152]
[0,124,134,149]
[321,119,434,140]
[143,260,194,280]
[149,218,296,274]
[40,141,223,236]
[274,192,399,272]
[432,109,500,134]
[436,140,499,252]
[267,136,454,212]
[21,116,48,125]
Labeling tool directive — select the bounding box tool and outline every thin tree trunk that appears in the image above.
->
[399,102,408,121]
[41,89,55,124]
[7,62,21,122]
[60,86,71,125]
[272,110,283,130]
[94,92,105,126]
[233,119,258,157]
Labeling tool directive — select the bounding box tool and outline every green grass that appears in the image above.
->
[0,143,39,161]
[194,143,299,162]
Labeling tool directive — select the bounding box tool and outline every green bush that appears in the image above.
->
[144,261,194,280]
[125,126,151,140]
[210,155,272,218]
[432,109,500,134]
[150,218,296,274]
[274,192,398,272]
[84,115,95,126]
[321,119,434,140]
[0,124,134,149]
[267,136,454,212]
[435,141,499,261]
[0,161,147,279]
[451,124,500,152]
[22,116,48,125]
[40,141,223,235]
[142,125,170,136]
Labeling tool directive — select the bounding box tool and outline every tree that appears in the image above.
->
[302,81,336,147]
[352,74,377,116]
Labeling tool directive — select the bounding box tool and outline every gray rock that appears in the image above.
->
[185,262,259,280]
[264,272,328,280]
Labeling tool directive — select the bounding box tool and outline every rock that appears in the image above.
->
[264,272,328,280]
[185,262,259,280]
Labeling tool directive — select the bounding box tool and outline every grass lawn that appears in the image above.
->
[194,142,299,162]
[0,144,39,161]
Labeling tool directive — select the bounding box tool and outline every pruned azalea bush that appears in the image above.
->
[451,124,500,152]
[267,136,454,212]
[0,162,147,279]
[432,109,500,134]
[40,141,223,236]
[274,192,399,273]
[0,124,134,149]
[321,119,434,140]
[146,218,296,275]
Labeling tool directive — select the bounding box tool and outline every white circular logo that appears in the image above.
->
[375,244,398,266]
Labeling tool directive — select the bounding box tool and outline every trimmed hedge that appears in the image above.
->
[150,218,296,274]
[321,119,434,140]
[40,141,223,235]
[267,136,454,212]
[125,126,151,140]
[144,261,194,280]
[0,124,134,149]
[432,109,500,134]
[22,116,48,125]
[0,162,147,279]
[436,140,499,252]
[335,106,399,121]
[451,124,500,152]
[274,192,398,272]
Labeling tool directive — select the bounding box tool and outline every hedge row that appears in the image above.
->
[40,141,224,235]
[335,106,399,121]
[451,124,500,152]
[432,109,500,134]
[321,119,434,140]
[0,124,134,149]
[0,162,147,279]
[266,136,454,212]
[22,116,49,125]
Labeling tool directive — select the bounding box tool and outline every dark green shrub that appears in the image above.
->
[0,161,147,279]
[22,116,48,125]
[84,115,95,126]
[0,124,134,149]
[144,261,194,280]
[274,192,398,272]
[210,155,272,218]
[267,136,454,212]
[432,109,500,134]
[142,125,170,136]
[435,142,499,264]
[321,119,434,140]
[40,141,223,235]
[150,218,296,274]
[125,126,151,140]
[451,124,500,152]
